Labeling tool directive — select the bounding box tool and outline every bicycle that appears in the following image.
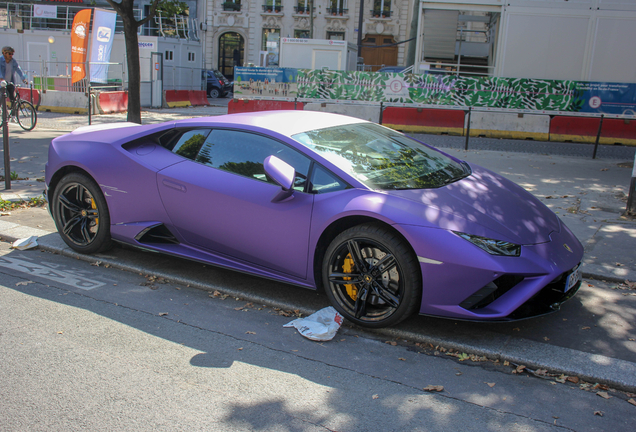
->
[0,84,37,131]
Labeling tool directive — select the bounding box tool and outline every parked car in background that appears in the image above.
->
[202,69,232,98]
[376,66,406,73]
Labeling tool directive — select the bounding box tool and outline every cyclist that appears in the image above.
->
[1,46,28,104]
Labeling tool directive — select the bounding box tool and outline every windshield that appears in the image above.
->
[292,122,470,190]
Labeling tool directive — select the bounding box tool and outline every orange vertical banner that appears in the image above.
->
[71,9,92,83]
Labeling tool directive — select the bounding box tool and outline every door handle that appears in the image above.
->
[162,179,187,193]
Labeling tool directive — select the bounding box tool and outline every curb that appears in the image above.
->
[0,222,634,393]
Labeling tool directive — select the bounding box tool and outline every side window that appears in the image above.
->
[310,165,348,194]
[171,129,212,160]
[196,129,311,189]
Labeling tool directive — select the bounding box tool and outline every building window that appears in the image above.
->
[295,1,313,14]
[294,29,310,39]
[222,1,241,11]
[263,1,282,13]
[327,31,345,40]
[165,50,174,61]
[327,0,347,15]
[262,28,280,66]
[188,52,195,62]
[372,0,391,18]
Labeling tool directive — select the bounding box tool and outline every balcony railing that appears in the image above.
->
[222,2,241,12]
[294,6,315,14]
[262,4,283,13]
[370,10,392,18]
[326,7,348,15]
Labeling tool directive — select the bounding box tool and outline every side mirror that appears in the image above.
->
[264,155,295,202]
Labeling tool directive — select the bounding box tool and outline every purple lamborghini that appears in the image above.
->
[45,111,583,328]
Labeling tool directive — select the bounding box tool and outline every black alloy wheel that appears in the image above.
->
[52,173,112,254]
[323,223,422,328]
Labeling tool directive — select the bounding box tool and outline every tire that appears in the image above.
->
[322,223,422,328]
[16,101,36,131]
[208,87,220,98]
[52,173,112,254]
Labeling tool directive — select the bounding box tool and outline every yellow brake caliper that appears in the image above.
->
[91,197,98,226]
[343,253,358,300]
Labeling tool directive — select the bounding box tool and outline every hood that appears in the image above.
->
[387,164,560,244]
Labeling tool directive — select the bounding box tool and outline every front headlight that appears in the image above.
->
[454,232,521,257]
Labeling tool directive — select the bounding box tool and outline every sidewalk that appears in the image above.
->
[1,108,635,392]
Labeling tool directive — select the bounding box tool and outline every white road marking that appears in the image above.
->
[0,256,106,290]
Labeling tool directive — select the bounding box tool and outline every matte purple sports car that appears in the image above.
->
[45,111,583,328]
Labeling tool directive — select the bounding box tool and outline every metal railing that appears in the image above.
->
[17,60,125,93]
[326,7,348,15]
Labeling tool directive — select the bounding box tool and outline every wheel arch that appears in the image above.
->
[312,215,419,290]
[47,165,96,203]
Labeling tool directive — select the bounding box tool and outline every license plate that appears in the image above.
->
[565,264,582,292]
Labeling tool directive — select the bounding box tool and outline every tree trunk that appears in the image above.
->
[121,14,142,124]
[106,0,159,125]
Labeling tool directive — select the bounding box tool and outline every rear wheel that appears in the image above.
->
[52,173,112,254]
[322,223,422,328]
[209,87,220,98]
[16,101,36,131]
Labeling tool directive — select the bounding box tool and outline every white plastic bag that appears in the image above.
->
[11,236,38,250]
[284,306,344,341]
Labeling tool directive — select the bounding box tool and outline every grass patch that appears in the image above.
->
[0,196,47,212]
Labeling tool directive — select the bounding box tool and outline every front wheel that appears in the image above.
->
[322,223,422,328]
[208,88,220,98]
[52,173,112,254]
[16,101,36,131]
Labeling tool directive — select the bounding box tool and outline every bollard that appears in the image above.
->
[592,114,604,159]
[464,107,472,151]
[627,152,636,215]
[379,102,384,124]
[29,81,33,104]
[1,82,10,190]
[88,86,92,125]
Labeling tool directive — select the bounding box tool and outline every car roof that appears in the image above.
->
[179,110,369,137]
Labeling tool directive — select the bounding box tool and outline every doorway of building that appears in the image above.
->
[218,32,244,81]
[360,34,398,71]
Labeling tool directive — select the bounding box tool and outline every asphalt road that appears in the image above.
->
[1,240,634,431]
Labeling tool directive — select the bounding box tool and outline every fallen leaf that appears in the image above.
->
[593,383,610,391]
[398,358,406,361]
[57,331,63,334]
[535,369,548,376]
[238,347,243,351]
[234,306,244,311]
[385,341,397,346]
[246,331,256,335]
[543,337,550,341]
[15,281,34,286]
[91,261,101,266]
[594,411,603,417]
[503,361,510,366]
[567,376,580,384]
[512,365,526,374]
[628,399,636,406]
[158,312,168,316]
[600,168,608,171]
[372,394,379,399]
[486,382,496,388]
[423,385,444,392]
[582,326,591,330]
[597,391,612,399]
